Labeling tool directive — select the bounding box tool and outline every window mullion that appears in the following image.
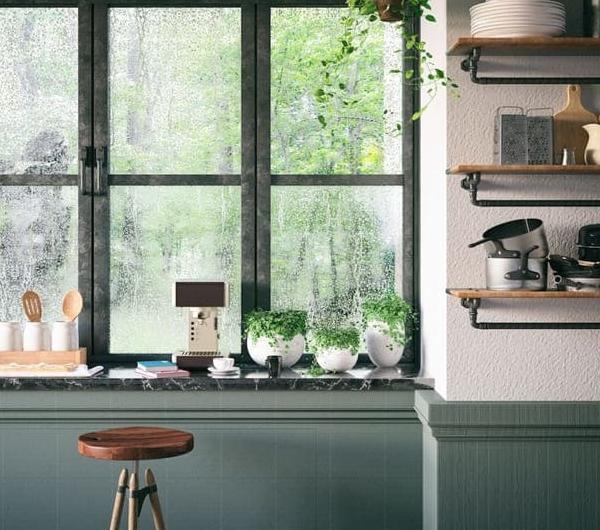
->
[401,10,419,368]
[78,3,94,358]
[92,0,110,358]
[240,3,258,360]
[256,3,271,311]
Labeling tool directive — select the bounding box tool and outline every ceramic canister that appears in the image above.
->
[10,322,22,351]
[52,321,77,351]
[23,322,51,351]
[0,323,15,352]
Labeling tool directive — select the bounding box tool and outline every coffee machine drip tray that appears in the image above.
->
[172,351,220,371]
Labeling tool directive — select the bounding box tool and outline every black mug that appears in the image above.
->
[266,355,282,378]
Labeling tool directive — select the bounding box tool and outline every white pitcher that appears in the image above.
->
[583,123,600,165]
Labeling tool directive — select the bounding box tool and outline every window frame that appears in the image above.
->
[0,0,419,373]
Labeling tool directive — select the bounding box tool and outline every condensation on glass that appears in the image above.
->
[109,187,241,354]
[109,8,241,175]
[0,9,78,175]
[271,8,402,175]
[271,186,402,345]
[0,187,78,322]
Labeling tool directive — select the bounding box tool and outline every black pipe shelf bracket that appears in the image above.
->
[460,297,600,330]
[459,171,600,207]
[461,46,600,85]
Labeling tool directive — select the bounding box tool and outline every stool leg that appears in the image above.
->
[128,468,138,530]
[109,468,129,530]
[145,469,166,530]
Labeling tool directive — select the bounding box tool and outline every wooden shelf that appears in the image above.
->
[448,37,600,57]
[448,165,600,176]
[447,289,600,299]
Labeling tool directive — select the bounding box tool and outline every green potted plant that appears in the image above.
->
[311,325,361,373]
[362,292,417,368]
[244,310,308,368]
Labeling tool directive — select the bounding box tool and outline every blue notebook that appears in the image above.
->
[137,360,178,372]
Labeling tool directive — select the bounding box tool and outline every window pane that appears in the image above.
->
[109,8,241,174]
[0,187,78,322]
[271,8,402,175]
[272,187,402,336]
[110,187,241,354]
[0,9,78,175]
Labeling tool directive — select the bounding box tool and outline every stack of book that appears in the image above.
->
[135,361,190,379]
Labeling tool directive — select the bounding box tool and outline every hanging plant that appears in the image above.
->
[313,0,457,133]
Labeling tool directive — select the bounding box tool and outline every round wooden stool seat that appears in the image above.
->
[78,426,194,461]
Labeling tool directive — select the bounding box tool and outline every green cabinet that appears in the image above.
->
[0,390,422,530]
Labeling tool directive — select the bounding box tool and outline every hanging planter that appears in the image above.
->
[313,0,458,132]
[374,0,404,22]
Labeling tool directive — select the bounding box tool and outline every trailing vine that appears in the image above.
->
[313,0,457,133]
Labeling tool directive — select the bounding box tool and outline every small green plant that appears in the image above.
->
[311,326,361,354]
[244,310,308,343]
[362,292,417,347]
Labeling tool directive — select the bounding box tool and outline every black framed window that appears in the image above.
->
[0,0,418,370]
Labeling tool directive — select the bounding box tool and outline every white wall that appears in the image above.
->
[419,0,448,398]
[422,0,600,400]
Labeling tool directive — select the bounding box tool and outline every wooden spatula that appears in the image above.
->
[21,290,42,322]
[62,289,83,322]
[553,85,598,165]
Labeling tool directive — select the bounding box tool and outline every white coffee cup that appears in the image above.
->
[52,321,76,351]
[0,323,15,351]
[213,357,235,371]
[23,322,51,351]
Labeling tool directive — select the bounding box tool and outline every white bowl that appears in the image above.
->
[471,1,565,13]
[473,28,564,37]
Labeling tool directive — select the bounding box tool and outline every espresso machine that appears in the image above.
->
[171,281,228,370]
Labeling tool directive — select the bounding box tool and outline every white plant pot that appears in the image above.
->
[247,334,305,368]
[364,321,404,368]
[315,347,358,373]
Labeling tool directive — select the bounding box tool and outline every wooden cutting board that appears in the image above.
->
[553,85,598,165]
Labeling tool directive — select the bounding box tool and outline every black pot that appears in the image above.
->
[578,224,600,247]
[578,246,600,262]
[577,224,600,262]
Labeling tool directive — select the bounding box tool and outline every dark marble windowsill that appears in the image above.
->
[0,366,433,392]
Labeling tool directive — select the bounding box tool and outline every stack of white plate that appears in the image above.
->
[471,0,566,38]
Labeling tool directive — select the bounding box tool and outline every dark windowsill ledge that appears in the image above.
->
[0,366,433,392]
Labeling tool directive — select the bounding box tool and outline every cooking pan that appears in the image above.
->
[486,246,547,291]
[470,218,548,258]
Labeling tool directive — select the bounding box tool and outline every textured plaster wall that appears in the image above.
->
[441,0,600,400]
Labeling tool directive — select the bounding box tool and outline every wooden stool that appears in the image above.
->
[78,426,194,530]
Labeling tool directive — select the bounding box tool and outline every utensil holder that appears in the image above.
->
[0,348,87,365]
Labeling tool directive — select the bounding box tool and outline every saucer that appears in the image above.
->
[208,366,240,375]
[208,373,240,379]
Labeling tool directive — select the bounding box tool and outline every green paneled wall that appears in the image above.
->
[0,391,422,530]
[417,391,600,530]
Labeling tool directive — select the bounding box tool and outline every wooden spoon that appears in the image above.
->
[62,289,83,322]
[21,290,42,322]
